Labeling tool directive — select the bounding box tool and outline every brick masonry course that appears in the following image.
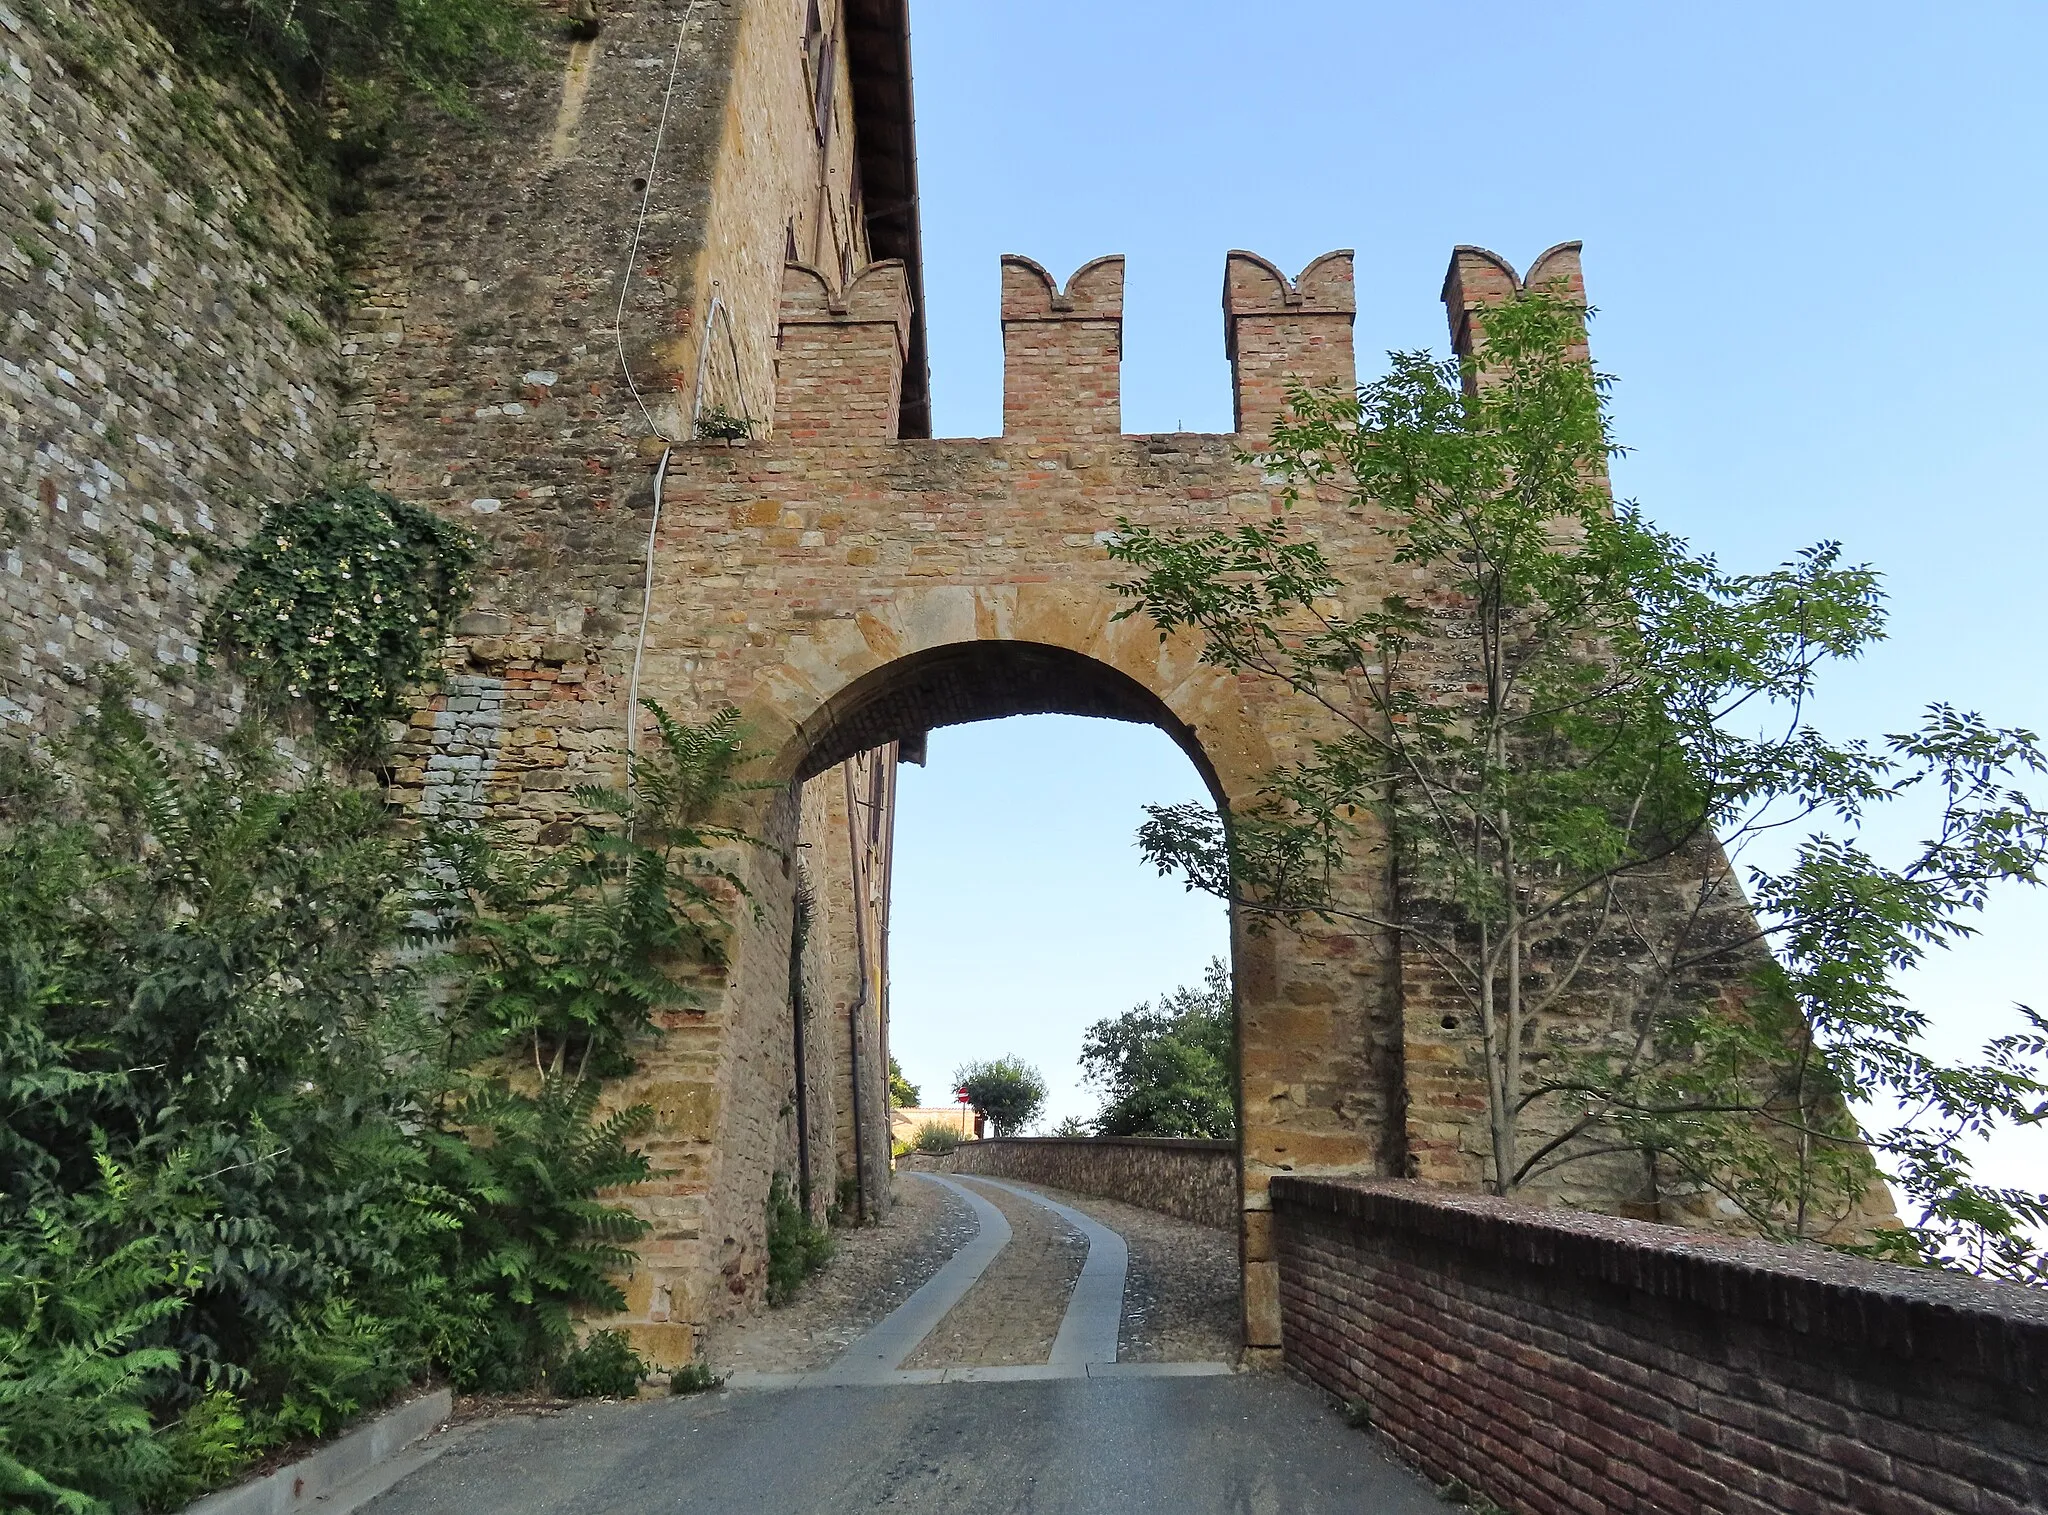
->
[1272,1177,2048,1515]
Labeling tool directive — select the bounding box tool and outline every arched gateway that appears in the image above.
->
[441,239,1589,1366]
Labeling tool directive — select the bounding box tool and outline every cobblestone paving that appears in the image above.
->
[900,1177,1089,1369]
[1021,1184,1242,1363]
[706,1176,977,1375]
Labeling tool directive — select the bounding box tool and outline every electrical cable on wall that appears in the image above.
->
[616,0,702,792]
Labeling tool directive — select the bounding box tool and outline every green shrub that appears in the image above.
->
[0,1167,195,1514]
[243,1296,412,1451]
[419,1079,653,1393]
[668,1360,724,1396]
[0,688,761,1507]
[548,1331,646,1400]
[909,1122,962,1156]
[764,1176,834,1306]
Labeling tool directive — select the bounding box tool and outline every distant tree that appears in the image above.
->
[1079,958,1237,1139]
[1048,1115,1096,1138]
[953,1057,1048,1137]
[888,1056,918,1109]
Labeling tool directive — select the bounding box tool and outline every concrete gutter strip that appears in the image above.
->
[184,1388,454,1515]
[817,1172,1012,1384]
[961,1175,1128,1365]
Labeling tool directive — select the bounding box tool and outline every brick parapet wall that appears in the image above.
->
[1272,1177,2047,1514]
[941,1137,1239,1232]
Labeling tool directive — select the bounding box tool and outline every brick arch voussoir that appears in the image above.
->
[739,584,1276,807]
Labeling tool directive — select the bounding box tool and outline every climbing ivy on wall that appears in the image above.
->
[207,483,477,761]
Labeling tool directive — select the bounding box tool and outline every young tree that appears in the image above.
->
[1079,958,1236,1139]
[1110,294,2048,1279]
[953,1057,1049,1137]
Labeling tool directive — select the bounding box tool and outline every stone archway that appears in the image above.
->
[612,507,1402,1367]
[577,244,1584,1367]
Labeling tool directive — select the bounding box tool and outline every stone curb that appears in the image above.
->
[184,1388,454,1515]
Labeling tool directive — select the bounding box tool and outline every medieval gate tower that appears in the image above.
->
[4,0,1627,1365]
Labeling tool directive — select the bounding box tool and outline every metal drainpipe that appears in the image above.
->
[844,760,870,1224]
[788,888,813,1214]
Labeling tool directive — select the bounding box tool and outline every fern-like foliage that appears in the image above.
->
[0,685,765,1504]
[0,1159,198,1514]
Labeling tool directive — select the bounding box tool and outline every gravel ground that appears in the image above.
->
[704,1173,977,1375]
[1011,1182,1243,1363]
[703,1170,1241,1375]
[901,1176,1088,1368]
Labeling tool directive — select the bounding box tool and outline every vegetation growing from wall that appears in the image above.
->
[763,1176,834,1306]
[1079,958,1237,1140]
[206,484,477,763]
[0,693,757,1511]
[127,0,538,186]
[1111,295,2048,1281]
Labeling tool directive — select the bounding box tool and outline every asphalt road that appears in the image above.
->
[365,1375,1445,1514]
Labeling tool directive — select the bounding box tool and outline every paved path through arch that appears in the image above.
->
[357,1176,1443,1513]
[964,1176,1128,1367]
[730,1173,1224,1389]
[813,1175,1013,1384]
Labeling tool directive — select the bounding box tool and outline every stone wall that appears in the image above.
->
[1272,1177,2047,1515]
[2,0,338,738]
[943,1137,1238,1232]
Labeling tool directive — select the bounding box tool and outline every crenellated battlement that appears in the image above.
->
[774,261,914,442]
[1442,241,1586,360]
[1223,250,1357,438]
[999,254,1128,440]
[774,247,1381,443]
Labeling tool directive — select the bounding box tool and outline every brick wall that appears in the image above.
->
[1272,1177,2047,1515]
[943,1137,1239,1232]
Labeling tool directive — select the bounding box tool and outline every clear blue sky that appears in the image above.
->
[886,2,2048,1186]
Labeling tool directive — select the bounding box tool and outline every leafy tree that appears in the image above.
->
[1111,293,2048,1279]
[954,1057,1048,1138]
[1079,958,1236,1139]
[888,1057,919,1109]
